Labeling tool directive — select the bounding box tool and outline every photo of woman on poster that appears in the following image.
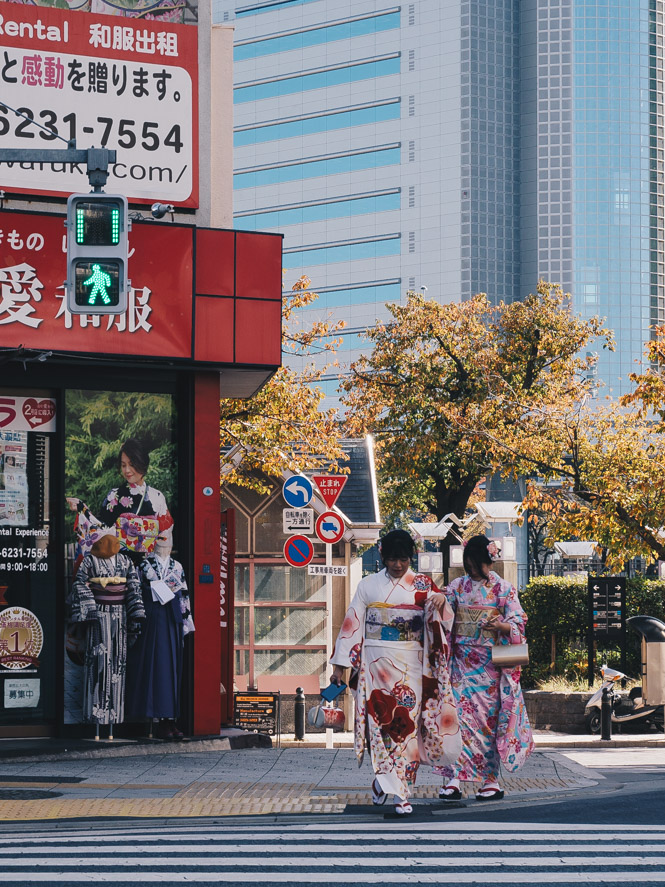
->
[67,437,174,563]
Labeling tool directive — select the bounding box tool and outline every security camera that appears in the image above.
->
[151,203,175,219]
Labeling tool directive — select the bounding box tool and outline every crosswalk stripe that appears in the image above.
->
[6,830,665,844]
[2,842,665,855]
[3,855,665,867]
[7,873,665,883]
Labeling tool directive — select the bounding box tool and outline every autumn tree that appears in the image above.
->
[501,325,665,569]
[219,276,346,492]
[341,282,610,551]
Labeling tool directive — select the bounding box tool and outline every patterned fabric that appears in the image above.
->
[365,604,424,643]
[69,552,144,725]
[72,482,174,560]
[331,569,461,801]
[435,571,534,783]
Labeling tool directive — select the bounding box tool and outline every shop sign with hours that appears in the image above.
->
[0,5,198,206]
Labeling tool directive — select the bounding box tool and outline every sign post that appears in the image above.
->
[587,576,626,686]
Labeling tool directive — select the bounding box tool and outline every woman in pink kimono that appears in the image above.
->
[437,534,534,801]
[330,530,462,816]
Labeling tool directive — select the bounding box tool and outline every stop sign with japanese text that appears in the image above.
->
[312,475,348,509]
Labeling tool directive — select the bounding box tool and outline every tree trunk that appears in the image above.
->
[434,475,479,585]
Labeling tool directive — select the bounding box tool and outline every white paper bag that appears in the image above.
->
[151,579,175,604]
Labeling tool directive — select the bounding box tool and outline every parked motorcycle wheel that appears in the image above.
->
[585,710,601,734]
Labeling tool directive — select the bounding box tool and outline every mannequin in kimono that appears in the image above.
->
[125,529,194,739]
[69,532,145,739]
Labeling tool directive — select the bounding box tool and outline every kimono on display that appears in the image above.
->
[125,548,195,722]
[68,535,145,725]
[331,569,462,801]
[436,570,534,785]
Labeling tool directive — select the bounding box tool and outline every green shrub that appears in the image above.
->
[520,576,665,688]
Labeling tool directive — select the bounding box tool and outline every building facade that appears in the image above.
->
[215,0,663,398]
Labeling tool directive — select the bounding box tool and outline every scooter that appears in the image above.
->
[584,664,664,734]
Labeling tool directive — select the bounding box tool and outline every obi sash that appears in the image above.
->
[455,604,501,640]
[90,578,127,605]
[365,603,424,643]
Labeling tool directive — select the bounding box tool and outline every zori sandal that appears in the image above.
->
[371,778,387,806]
[439,784,462,801]
[475,784,504,801]
[394,800,413,816]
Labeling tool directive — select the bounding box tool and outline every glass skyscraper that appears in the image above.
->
[214,0,664,398]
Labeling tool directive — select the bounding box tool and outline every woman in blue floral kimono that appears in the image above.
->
[330,530,462,816]
[436,534,534,801]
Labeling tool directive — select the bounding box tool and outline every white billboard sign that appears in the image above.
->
[0,6,198,206]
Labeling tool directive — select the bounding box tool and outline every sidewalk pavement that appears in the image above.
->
[0,729,662,823]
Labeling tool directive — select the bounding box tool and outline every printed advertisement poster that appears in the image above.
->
[0,430,28,527]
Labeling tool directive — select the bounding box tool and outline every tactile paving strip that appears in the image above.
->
[0,775,584,821]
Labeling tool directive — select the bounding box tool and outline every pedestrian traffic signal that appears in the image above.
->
[66,194,129,315]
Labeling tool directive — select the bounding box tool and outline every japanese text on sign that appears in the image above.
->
[0,6,197,205]
[282,508,314,535]
[307,565,348,576]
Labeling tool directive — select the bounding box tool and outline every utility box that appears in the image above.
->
[627,616,665,706]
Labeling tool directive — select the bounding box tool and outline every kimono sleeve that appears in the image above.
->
[123,557,146,633]
[501,580,527,644]
[329,580,367,669]
[175,561,195,635]
[68,555,99,623]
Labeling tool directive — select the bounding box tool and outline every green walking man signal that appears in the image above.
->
[82,263,113,305]
[66,193,129,315]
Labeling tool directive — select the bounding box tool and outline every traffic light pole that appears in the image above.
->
[0,146,117,191]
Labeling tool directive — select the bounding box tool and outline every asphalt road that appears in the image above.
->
[1,758,664,886]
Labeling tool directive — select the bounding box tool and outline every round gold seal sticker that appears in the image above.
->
[0,607,44,670]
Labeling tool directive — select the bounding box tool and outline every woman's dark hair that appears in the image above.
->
[463,533,492,577]
[380,529,416,561]
[118,438,150,477]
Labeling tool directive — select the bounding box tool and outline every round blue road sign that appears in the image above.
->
[283,534,314,568]
[282,475,314,508]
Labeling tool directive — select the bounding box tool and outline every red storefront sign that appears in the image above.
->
[0,3,199,206]
[0,210,282,373]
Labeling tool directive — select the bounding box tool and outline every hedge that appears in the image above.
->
[520,576,665,687]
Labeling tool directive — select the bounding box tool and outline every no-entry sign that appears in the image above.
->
[283,534,314,568]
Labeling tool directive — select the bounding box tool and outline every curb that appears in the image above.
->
[0,730,271,764]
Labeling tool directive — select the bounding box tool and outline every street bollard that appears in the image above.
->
[601,685,612,740]
[294,686,305,741]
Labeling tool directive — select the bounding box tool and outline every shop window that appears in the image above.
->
[254,495,287,553]
[234,562,326,688]
[0,390,57,733]
[63,389,178,726]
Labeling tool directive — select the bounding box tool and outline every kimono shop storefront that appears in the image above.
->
[0,210,282,741]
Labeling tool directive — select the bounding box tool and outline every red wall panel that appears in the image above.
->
[194,296,235,363]
[235,299,281,366]
[195,230,235,297]
[235,233,282,301]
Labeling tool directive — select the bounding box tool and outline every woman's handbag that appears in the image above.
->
[491,641,529,668]
[307,702,346,730]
